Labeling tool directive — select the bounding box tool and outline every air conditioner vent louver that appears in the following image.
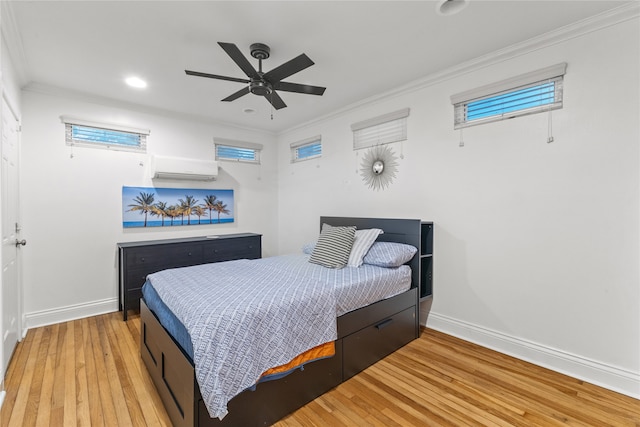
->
[151,155,218,181]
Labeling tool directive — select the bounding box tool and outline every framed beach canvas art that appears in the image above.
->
[122,186,234,228]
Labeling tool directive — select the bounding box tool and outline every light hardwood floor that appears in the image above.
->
[1,311,638,426]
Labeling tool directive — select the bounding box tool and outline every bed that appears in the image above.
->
[140,216,422,426]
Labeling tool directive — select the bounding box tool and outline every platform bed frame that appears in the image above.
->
[140,217,422,427]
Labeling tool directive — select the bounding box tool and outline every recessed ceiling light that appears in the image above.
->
[125,76,147,89]
[436,0,469,16]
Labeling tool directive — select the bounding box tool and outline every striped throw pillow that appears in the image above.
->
[309,225,356,268]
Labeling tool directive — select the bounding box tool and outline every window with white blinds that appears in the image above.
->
[351,108,410,150]
[291,135,322,162]
[451,63,567,129]
[214,138,263,164]
[61,116,149,153]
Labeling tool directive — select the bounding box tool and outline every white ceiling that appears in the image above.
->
[6,1,632,133]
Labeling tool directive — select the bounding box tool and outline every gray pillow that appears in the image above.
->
[362,242,417,268]
[302,242,316,254]
[309,225,356,268]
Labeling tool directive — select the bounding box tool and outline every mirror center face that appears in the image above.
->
[372,160,384,175]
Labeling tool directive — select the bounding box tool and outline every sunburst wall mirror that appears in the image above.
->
[359,145,399,191]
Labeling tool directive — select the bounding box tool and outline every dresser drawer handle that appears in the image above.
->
[375,319,393,330]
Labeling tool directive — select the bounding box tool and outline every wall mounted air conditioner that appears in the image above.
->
[151,155,218,181]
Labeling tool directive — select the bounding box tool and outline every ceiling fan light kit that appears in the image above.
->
[185,42,326,111]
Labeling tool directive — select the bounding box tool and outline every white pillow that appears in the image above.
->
[347,228,383,267]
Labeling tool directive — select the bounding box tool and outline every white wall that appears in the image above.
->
[1,37,21,113]
[277,18,640,397]
[20,90,278,326]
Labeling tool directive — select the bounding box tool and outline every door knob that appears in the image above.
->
[15,239,26,247]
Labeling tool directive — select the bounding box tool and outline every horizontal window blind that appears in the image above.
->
[213,137,263,164]
[216,145,258,162]
[451,63,566,129]
[291,135,322,162]
[61,116,149,153]
[466,81,557,120]
[70,125,142,146]
[351,108,410,150]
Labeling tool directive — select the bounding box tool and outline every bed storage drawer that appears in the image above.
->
[141,299,196,427]
[337,287,417,338]
[197,340,343,426]
[343,306,416,380]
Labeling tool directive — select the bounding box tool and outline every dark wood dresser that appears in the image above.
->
[117,233,261,320]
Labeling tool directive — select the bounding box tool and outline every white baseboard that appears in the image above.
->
[25,298,119,330]
[0,390,5,411]
[426,312,640,400]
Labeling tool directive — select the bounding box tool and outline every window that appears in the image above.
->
[351,108,410,150]
[61,116,149,153]
[291,135,322,162]
[451,63,567,129]
[214,138,263,164]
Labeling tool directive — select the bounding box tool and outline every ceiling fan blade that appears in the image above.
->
[185,70,249,84]
[263,54,314,83]
[218,42,260,80]
[221,86,250,102]
[273,81,326,96]
[265,91,287,110]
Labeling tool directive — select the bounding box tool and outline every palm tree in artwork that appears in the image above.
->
[166,205,180,226]
[151,201,169,226]
[203,195,218,224]
[127,192,155,227]
[193,206,206,224]
[178,195,199,225]
[212,200,230,223]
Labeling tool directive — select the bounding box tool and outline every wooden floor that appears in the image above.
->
[1,311,638,426]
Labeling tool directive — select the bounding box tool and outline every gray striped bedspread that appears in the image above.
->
[146,254,411,420]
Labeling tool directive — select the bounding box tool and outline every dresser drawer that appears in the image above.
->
[125,244,203,269]
[125,268,150,292]
[202,236,261,263]
[343,306,416,380]
[127,287,144,309]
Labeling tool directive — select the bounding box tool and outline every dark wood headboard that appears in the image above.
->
[320,216,421,289]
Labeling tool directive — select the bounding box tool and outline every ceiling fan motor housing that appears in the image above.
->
[250,79,272,96]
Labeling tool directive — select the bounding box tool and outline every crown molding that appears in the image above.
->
[280,3,640,135]
[1,1,30,87]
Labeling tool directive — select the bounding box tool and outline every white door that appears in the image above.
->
[1,97,21,378]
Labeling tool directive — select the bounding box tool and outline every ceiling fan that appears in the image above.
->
[185,42,326,110]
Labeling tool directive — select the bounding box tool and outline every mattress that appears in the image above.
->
[142,253,412,360]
